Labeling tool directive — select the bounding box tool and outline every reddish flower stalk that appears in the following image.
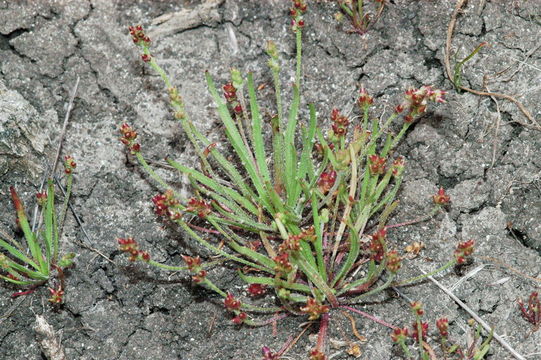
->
[9,186,25,215]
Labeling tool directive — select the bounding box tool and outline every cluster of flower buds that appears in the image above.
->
[436,317,449,338]
[518,291,540,328]
[182,255,207,283]
[119,123,141,153]
[247,283,266,297]
[454,239,474,264]
[223,82,243,115]
[391,156,405,177]
[273,252,293,274]
[279,226,315,253]
[317,169,337,194]
[63,155,77,174]
[186,198,212,218]
[167,87,186,119]
[300,298,329,320]
[309,349,326,360]
[152,190,181,220]
[224,293,247,324]
[36,191,47,206]
[118,237,150,262]
[48,285,64,304]
[129,25,150,46]
[290,0,307,31]
[410,301,424,316]
[314,142,334,159]
[368,154,387,175]
[369,228,386,262]
[396,86,446,123]
[433,187,450,205]
[385,250,402,273]
[411,321,429,342]
[357,87,374,110]
[128,25,152,62]
[224,292,241,310]
[390,327,409,343]
[330,108,350,139]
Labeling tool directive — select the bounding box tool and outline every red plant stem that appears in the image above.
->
[316,312,329,353]
[340,305,399,330]
[256,312,288,326]
[276,335,294,357]
[187,222,221,235]
[11,288,37,298]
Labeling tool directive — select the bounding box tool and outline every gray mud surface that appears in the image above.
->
[0,1,540,359]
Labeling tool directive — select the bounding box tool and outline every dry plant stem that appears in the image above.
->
[53,176,114,264]
[424,272,526,360]
[476,256,541,284]
[31,76,80,231]
[445,0,539,130]
[0,296,27,326]
[340,310,366,342]
[340,305,399,330]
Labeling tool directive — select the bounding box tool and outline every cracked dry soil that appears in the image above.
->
[0,1,540,359]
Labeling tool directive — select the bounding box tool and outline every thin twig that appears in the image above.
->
[0,296,27,325]
[53,176,114,264]
[51,77,80,176]
[423,271,526,360]
[31,77,80,231]
[444,1,540,131]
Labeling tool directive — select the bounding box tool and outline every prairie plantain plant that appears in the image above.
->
[0,156,76,303]
[119,2,474,358]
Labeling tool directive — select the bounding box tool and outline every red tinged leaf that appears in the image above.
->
[9,186,24,214]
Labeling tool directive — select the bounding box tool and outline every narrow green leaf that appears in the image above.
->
[167,158,259,215]
[44,180,54,262]
[284,84,300,205]
[332,223,360,287]
[237,270,312,293]
[289,104,317,208]
[205,72,273,213]
[0,238,40,271]
[247,73,272,184]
